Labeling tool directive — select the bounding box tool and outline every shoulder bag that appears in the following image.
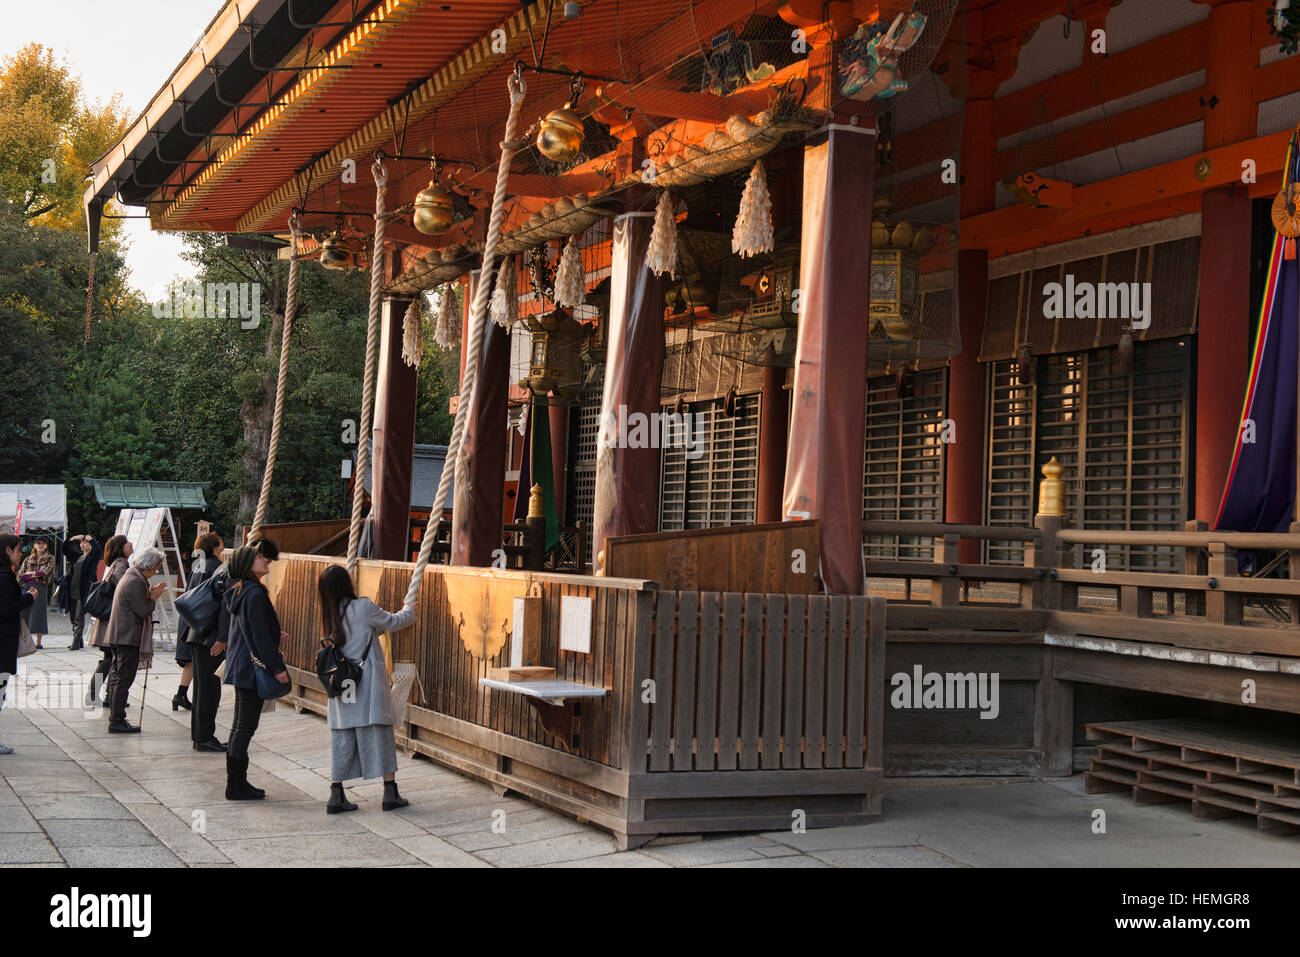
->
[83,572,117,621]
[16,617,36,658]
[175,565,227,634]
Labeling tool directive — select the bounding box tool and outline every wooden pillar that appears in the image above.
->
[783,120,876,595]
[757,359,789,524]
[1196,189,1252,522]
[946,54,997,563]
[458,270,478,388]
[1194,0,1256,523]
[452,279,510,567]
[371,295,419,560]
[591,209,670,573]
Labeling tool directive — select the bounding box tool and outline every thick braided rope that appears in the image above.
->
[346,158,390,575]
[249,215,301,541]
[402,71,526,607]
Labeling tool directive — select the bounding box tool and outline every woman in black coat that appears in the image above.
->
[221,541,289,800]
[60,534,102,650]
[180,532,227,752]
[0,533,37,755]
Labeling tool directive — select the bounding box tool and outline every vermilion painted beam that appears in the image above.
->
[960,129,1292,255]
[592,83,767,123]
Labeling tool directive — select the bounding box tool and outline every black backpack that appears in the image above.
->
[314,601,371,699]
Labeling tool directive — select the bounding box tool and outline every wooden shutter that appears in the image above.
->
[567,364,604,528]
[660,393,760,531]
[862,368,947,560]
[985,338,1191,569]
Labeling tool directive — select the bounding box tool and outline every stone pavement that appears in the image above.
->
[1,614,1296,867]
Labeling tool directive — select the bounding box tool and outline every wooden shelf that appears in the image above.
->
[479,678,608,706]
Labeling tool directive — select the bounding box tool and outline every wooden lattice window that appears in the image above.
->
[985,338,1191,569]
[567,364,604,528]
[862,367,947,560]
[660,393,760,531]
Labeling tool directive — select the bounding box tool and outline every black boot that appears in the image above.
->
[327,783,358,815]
[382,780,409,811]
[172,686,192,712]
[225,755,265,801]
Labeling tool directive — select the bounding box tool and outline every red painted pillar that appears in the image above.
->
[783,121,876,595]
[452,279,510,567]
[1194,0,1254,522]
[591,209,670,573]
[1196,186,1252,522]
[371,295,419,560]
[757,360,788,524]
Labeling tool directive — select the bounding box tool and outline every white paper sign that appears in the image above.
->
[511,597,526,668]
[559,595,593,654]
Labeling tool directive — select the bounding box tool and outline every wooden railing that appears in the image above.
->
[863,517,1300,659]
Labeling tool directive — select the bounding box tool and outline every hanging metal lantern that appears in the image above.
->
[413,160,455,235]
[519,307,585,399]
[869,198,934,340]
[537,76,586,163]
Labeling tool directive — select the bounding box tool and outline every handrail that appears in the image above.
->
[1056,529,1300,549]
[861,520,1041,542]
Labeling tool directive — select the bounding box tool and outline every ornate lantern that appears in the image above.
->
[519,307,585,399]
[537,76,586,163]
[869,198,934,339]
[413,160,455,235]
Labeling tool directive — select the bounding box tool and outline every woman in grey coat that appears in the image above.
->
[316,564,415,814]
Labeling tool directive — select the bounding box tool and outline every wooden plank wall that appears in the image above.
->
[645,591,883,772]
[605,521,822,593]
[273,557,646,769]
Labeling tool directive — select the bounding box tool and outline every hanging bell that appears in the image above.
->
[320,232,352,271]
[413,179,455,235]
[537,76,586,163]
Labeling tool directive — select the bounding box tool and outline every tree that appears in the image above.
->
[0,44,129,234]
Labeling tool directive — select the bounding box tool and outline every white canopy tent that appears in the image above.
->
[0,484,68,533]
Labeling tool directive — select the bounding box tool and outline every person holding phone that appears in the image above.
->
[61,534,101,650]
[0,534,37,754]
[221,540,289,800]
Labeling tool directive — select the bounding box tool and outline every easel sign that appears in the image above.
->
[114,507,188,644]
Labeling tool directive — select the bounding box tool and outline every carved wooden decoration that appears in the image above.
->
[443,570,526,660]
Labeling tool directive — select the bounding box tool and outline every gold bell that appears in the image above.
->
[537,106,584,163]
[413,179,455,235]
[320,232,351,271]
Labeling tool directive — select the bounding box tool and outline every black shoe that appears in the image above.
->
[225,755,265,801]
[68,640,83,650]
[382,780,409,811]
[194,740,225,753]
[172,688,192,712]
[327,783,358,815]
[108,721,141,734]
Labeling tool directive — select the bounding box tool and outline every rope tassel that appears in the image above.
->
[646,190,678,278]
[401,296,423,367]
[554,235,586,308]
[434,282,460,348]
[733,160,774,258]
[490,255,517,328]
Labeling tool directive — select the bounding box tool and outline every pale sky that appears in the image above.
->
[4,0,227,300]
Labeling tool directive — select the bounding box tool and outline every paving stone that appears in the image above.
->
[61,845,185,867]
[536,851,672,868]
[0,804,41,832]
[639,835,777,867]
[809,845,964,868]
[43,818,159,848]
[176,800,371,842]
[24,795,137,820]
[126,803,230,865]
[698,856,831,868]
[214,832,422,868]
[0,832,62,864]
[392,834,494,867]
[474,831,620,867]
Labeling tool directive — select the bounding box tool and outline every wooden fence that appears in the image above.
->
[269,555,884,847]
